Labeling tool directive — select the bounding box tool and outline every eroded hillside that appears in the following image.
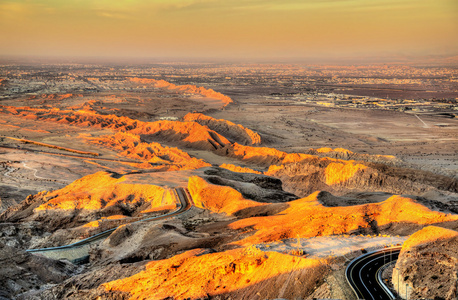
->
[1,73,457,300]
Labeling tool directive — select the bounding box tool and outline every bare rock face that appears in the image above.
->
[89,220,225,267]
[0,242,77,299]
[266,158,458,203]
[202,167,298,203]
[17,263,138,300]
[130,77,233,107]
[0,172,171,230]
[183,113,261,145]
[393,226,458,300]
[0,105,232,151]
[89,247,328,300]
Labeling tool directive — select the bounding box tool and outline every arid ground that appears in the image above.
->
[0,63,457,300]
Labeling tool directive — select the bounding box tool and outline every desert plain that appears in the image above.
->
[0,63,457,299]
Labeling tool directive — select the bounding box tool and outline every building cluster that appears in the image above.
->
[0,63,456,114]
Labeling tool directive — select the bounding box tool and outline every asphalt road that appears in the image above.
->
[346,247,402,300]
[27,187,193,262]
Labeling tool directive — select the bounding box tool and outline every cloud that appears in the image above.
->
[95,10,131,19]
[0,1,37,16]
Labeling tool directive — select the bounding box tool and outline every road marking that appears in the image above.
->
[347,247,402,300]
[359,252,395,300]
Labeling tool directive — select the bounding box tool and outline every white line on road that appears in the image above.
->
[347,248,401,300]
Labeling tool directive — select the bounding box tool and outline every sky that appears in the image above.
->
[0,0,457,62]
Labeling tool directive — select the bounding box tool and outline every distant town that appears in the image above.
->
[1,63,456,117]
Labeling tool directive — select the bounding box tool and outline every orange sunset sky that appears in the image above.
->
[0,0,457,62]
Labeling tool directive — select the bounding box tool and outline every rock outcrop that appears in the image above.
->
[202,167,298,203]
[393,226,458,300]
[0,243,76,299]
[0,106,231,151]
[90,132,210,170]
[0,172,175,234]
[229,193,458,245]
[130,78,233,107]
[219,163,262,174]
[188,176,265,215]
[266,156,458,198]
[99,247,328,300]
[183,113,261,145]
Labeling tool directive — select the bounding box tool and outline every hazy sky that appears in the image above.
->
[0,0,457,62]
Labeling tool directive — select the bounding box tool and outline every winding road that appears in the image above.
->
[26,187,193,263]
[346,247,402,300]
[28,187,402,300]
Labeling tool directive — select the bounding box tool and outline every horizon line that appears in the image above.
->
[0,53,457,66]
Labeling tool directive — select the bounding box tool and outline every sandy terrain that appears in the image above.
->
[0,64,457,299]
[210,98,458,177]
